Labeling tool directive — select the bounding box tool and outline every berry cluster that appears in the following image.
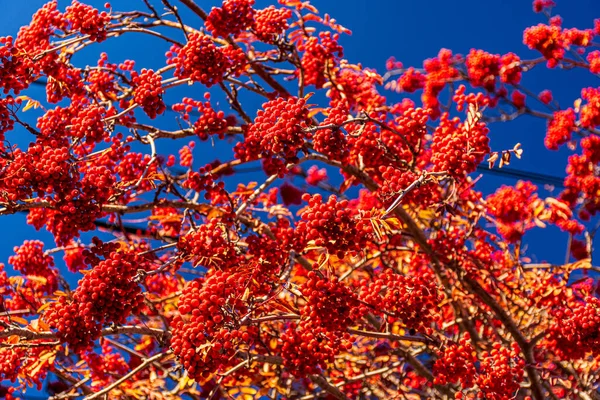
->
[548,296,600,359]
[305,165,328,186]
[69,102,107,145]
[0,96,15,139]
[177,218,239,269]
[64,1,110,42]
[311,103,348,162]
[235,96,311,165]
[499,52,522,85]
[280,322,353,377]
[295,194,372,259]
[167,33,230,87]
[421,49,460,118]
[252,6,292,43]
[178,143,194,168]
[182,164,228,204]
[299,271,365,330]
[465,49,500,91]
[486,181,538,243]
[329,66,386,112]
[394,67,426,93]
[433,334,477,388]
[545,108,576,150]
[132,69,166,119]
[44,246,144,351]
[475,343,524,400]
[171,271,256,380]
[580,87,600,129]
[83,341,129,390]
[172,95,228,140]
[297,32,343,88]
[8,240,58,294]
[359,270,442,334]
[206,0,255,38]
[378,167,437,208]
[431,112,490,178]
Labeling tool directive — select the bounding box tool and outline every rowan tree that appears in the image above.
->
[0,0,599,399]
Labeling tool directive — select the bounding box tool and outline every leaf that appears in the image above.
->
[22,98,41,112]
[9,316,28,326]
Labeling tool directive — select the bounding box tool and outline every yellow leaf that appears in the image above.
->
[9,316,28,326]
[6,335,20,344]
[26,275,47,285]
[241,387,257,395]
[22,98,41,112]
[37,302,52,313]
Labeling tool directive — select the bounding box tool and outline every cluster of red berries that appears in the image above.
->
[115,152,157,193]
[178,218,239,269]
[587,50,600,74]
[167,33,230,87]
[298,32,343,88]
[311,103,348,162]
[132,69,166,119]
[235,96,311,164]
[69,103,107,145]
[280,323,353,377]
[171,271,257,380]
[486,181,538,243]
[359,270,442,334]
[87,59,117,101]
[0,144,73,203]
[0,96,15,139]
[475,343,524,400]
[394,67,426,93]
[206,0,255,38]
[178,143,194,168]
[421,49,461,118]
[45,63,85,103]
[252,6,292,43]
[62,241,87,273]
[499,52,522,85]
[580,87,600,129]
[44,245,145,351]
[82,341,129,390]
[330,67,387,112]
[452,85,491,112]
[522,23,593,67]
[305,165,328,186]
[378,167,437,208]
[64,1,110,42]
[172,95,228,140]
[0,349,21,383]
[433,334,477,388]
[299,271,365,330]
[545,109,576,150]
[431,112,490,178]
[9,240,58,294]
[548,296,600,359]
[0,37,35,94]
[14,1,66,62]
[182,164,229,203]
[466,49,500,91]
[295,194,372,259]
